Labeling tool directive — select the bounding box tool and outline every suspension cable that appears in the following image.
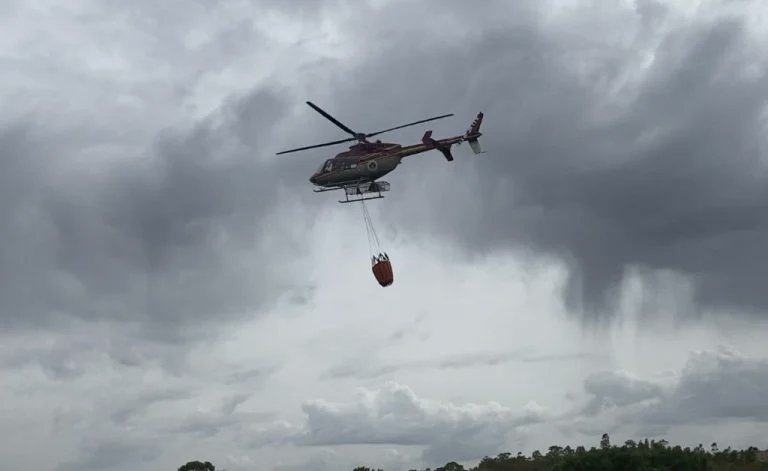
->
[360,199,374,254]
[360,197,382,254]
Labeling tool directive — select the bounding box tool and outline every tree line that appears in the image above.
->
[352,434,768,471]
[177,434,768,470]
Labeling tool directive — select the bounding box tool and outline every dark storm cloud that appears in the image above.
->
[575,348,768,434]
[165,409,277,438]
[158,391,278,439]
[320,351,524,380]
[0,86,315,342]
[307,1,768,320]
[322,348,596,380]
[226,365,279,385]
[56,438,162,471]
[108,387,193,425]
[641,348,768,425]
[580,371,664,415]
[0,334,106,381]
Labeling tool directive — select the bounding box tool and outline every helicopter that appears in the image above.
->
[276,101,485,203]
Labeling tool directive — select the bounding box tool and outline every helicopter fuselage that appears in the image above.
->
[309,149,403,187]
[308,132,478,189]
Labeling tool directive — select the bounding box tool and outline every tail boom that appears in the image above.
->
[397,111,485,160]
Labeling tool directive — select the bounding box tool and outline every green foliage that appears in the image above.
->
[351,436,768,471]
[600,433,611,450]
[436,462,467,471]
[178,460,215,471]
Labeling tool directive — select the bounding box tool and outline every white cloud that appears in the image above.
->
[291,381,544,465]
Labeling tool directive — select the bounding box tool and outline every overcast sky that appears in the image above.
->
[2,0,768,470]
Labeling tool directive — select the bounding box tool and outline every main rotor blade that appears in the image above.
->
[306,101,358,137]
[366,113,454,137]
[275,136,356,155]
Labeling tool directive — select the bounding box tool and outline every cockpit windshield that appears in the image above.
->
[317,159,334,174]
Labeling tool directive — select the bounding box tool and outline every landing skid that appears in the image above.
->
[339,194,385,204]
